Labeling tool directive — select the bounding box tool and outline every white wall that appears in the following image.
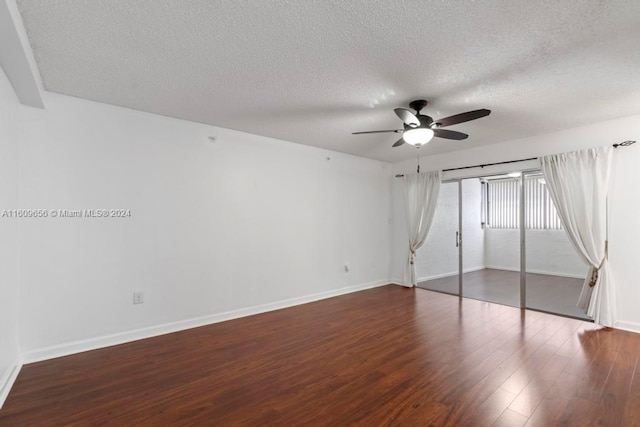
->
[16,93,392,355]
[0,66,22,404]
[609,136,640,332]
[392,113,640,331]
[484,229,588,278]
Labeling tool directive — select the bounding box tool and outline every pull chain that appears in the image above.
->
[416,146,421,173]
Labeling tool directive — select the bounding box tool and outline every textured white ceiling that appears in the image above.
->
[16,0,640,162]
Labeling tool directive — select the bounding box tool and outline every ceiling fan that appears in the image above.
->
[353,100,491,148]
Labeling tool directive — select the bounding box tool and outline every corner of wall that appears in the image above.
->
[0,357,22,409]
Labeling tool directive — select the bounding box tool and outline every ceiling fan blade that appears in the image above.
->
[392,137,405,147]
[433,129,468,140]
[394,108,420,127]
[435,109,491,127]
[352,129,403,135]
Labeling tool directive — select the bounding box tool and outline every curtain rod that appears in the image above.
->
[394,140,636,177]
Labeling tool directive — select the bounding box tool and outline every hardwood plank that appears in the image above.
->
[493,408,528,427]
[499,344,558,395]
[0,286,638,426]
[444,322,554,425]
[508,353,571,417]
[573,329,624,401]
[622,357,640,427]
[458,388,517,427]
[594,355,635,426]
[525,396,572,427]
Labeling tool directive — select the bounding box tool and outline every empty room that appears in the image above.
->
[1,1,640,426]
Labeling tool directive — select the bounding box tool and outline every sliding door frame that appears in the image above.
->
[440,168,590,320]
[439,179,464,298]
[458,180,463,297]
[418,178,464,297]
[520,171,527,308]
[445,168,540,308]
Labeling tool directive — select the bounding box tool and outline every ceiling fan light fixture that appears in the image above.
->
[352,100,490,148]
[403,128,434,146]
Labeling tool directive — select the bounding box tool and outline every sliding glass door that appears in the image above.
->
[523,171,590,319]
[460,176,521,308]
[412,170,590,320]
[416,181,461,296]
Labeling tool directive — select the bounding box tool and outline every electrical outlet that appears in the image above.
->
[133,291,144,304]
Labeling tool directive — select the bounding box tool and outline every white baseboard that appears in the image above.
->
[388,278,409,287]
[0,358,22,409]
[614,321,640,334]
[484,265,585,280]
[418,266,485,282]
[21,279,390,365]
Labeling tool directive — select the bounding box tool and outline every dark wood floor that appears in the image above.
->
[419,268,587,319]
[2,285,639,426]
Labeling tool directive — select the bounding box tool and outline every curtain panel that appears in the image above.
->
[540,146,614,326]
[402,171,441,287]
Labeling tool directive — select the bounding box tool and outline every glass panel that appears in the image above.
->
[463,176,520,307]
[416,181,459,295]
[524,171,590,319]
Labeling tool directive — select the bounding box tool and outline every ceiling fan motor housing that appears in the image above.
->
[404,115,433,130]
[409,99,428,113]
[417,115,433,128]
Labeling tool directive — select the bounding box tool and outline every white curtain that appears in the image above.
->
[403,171,441,287]
[540,146,615,326]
